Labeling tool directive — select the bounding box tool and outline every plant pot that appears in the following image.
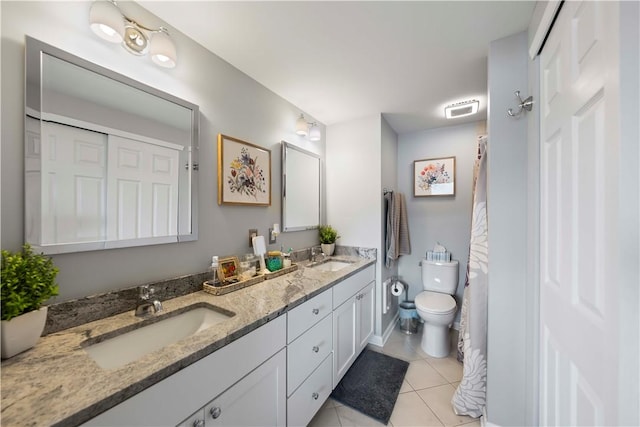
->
[1,306,47,359]
[321,243,335,256]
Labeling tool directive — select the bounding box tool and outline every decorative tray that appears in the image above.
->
[202,263,298,296]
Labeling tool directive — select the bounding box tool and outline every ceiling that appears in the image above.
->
[139,1,536,134]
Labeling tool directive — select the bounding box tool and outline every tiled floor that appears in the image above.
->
[308,323,481,427]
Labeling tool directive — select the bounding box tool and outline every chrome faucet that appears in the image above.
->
[310,247,327,263]
[135,285,163,317]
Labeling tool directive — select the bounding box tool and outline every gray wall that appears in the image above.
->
[618,1,640,424]
[397,121,482,325]
[485,31,529,426]
[1,1,323,301]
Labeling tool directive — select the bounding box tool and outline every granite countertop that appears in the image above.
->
[0,255,375,427]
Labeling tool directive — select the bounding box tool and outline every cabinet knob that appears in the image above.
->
[312,345,320,353]
[312,308,320,315]
[312,392,319,400]
[210,407,222,419]
[193,419,205,427]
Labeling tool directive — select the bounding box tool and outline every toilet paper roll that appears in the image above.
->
[390,281,404,296]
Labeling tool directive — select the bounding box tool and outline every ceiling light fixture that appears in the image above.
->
[296,113,322,141]
[89,0,177,68]
[444,99,479,119]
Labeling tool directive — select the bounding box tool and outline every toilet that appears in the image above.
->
[415,260,459,358]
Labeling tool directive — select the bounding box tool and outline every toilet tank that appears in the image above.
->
[421,260,459,294]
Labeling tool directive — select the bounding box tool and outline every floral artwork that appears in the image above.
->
[413,157,455,196]
[218,134,271,206]
[227,147,267,198]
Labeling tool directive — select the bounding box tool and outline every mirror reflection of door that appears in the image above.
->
[38,123,182,246]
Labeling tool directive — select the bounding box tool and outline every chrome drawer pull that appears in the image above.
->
[193,419,205,427]
[312,346,320,353]
[312,392,319,400]
[312,308,320,315]
[210,407,222,419]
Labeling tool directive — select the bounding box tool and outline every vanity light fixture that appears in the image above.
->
[89,0,177,68]
[444,99,479,119]
[295,113,322,141]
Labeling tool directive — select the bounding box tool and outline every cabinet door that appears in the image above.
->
[357,281,375,353]
[333,296,357,388]
[204,349,286,426]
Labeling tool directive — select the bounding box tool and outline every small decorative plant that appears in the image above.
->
[1,244,59,321]
[318,225,340,244]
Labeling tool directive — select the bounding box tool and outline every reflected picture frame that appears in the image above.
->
[218,134,271,206]
[413,156,456,197]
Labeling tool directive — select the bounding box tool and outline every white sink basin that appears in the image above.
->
[84,305,234,369]
[311,260,353,272]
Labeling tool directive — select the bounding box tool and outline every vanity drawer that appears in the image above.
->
[287,353,333,427]
[333,265,375,308]
[287,314,332,394]
[287,288,332,343]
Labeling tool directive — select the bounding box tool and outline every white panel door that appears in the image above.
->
[40,122,107,244]
[107,135,180,240]
[539,1,620,425]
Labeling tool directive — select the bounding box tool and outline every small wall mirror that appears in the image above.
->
[25,37,199,254]
[281,141,321,232]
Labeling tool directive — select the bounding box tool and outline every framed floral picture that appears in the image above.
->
[218,256,239,283]
[413,156,456,197]
[218,134,271,206]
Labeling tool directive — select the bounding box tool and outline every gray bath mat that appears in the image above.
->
[330,349,409,425]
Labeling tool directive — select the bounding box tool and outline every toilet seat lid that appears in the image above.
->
[415,291,456,313]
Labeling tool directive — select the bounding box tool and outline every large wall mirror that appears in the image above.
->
[25,37,199,254]
[281,141,321,232]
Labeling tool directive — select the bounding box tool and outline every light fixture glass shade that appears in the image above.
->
[309,123,321,141]
[89,1,125,43]
[295,114,308,136]
[150,30,177,68]
[444,99,479,119]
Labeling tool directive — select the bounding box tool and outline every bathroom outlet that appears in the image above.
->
[249,228,258,246]
[268,228,276,244]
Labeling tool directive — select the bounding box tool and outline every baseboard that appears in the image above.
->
[481,407,500,427]
[368,313,399,347]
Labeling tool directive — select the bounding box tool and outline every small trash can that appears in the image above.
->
[399,301,419,334]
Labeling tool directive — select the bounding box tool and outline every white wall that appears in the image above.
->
[327,114,394,341]
[485,31,529,426]
[1,1,323,301]
[397,122,482,324]
[380,116,399,335]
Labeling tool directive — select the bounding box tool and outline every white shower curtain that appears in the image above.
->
[451,136,488,418]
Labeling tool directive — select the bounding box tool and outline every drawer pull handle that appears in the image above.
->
[312,308,320,315]
[210,407,222,419]
[312,346,320,353]
[193,419,205,427]
[312,392,319,400]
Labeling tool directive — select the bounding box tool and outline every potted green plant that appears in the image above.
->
[1,244,59,359]
[318,225,340,256]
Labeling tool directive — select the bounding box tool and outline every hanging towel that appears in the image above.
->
[385,192,411,268]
